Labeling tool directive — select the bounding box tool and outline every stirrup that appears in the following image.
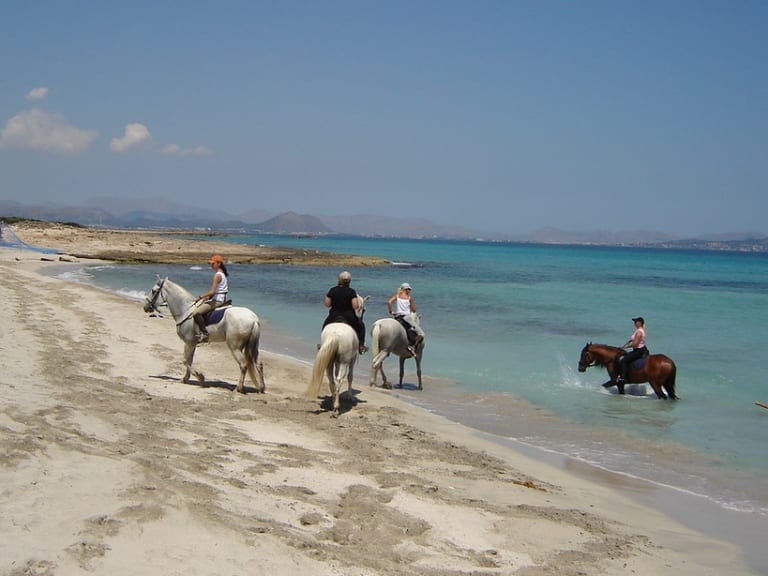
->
[197,332,209,343]
[407,346,417,357]
[359,344,368,355]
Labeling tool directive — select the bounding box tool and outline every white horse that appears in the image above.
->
[305,295,367,417]
[143,276,265,393]
[369,314,425,390]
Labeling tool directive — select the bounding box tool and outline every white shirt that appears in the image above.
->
[213,271,228,303]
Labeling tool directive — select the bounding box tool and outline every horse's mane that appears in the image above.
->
[164,277,195,300]
[585,343,622,368]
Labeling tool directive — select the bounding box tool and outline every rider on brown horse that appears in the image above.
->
[616,317,648,384]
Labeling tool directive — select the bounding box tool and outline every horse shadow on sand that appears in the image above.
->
[313,387,367,416]
[149,374,262,394]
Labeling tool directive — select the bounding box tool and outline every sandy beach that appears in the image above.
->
[0,226,758,575]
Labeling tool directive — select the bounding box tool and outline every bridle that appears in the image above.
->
[145,277,201,327]
[578,346,596,371]
[144,277,167,312]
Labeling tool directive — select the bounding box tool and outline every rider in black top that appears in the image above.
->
[323,271,367,354]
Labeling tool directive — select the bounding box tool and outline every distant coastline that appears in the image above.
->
[2,203,767,254]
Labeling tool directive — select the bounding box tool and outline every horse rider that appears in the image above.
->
[323,270,367,354]
[193,254,229,343]
[387,282,425,356]
[616,316,648,384]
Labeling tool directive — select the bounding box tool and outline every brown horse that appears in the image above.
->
[578,343,678,400]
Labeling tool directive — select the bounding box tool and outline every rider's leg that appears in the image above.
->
[615,355,626,383]
[619,349,642,382]
[194,313,209,342]
[406,321,423,356]
[194,301,213,342]
[355,319,367,354]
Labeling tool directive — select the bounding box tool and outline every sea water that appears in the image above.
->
[58,235,768,559]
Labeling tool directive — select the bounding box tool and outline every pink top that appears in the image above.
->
[631,327,646,349]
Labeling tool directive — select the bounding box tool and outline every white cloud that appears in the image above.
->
[25,87,49,101]
[0,108,98,154]
[161,144,214,157]
[110,123,153,152]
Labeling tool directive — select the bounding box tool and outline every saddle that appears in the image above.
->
[617,349,650,371]
[202,300,232,325]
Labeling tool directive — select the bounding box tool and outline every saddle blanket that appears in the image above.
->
[205,306,230,325]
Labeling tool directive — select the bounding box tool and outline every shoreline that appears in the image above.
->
[0,233,762,574]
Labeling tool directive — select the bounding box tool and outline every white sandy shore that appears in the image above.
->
[0,246,758,575]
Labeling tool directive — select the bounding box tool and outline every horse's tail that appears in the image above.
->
[665,361,678,400]
[306,334,338,398]
[245,319,264,392]
[370,321,381,357]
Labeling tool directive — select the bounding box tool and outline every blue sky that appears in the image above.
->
[1,1,766,236]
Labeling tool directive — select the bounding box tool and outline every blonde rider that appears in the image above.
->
[616,316,648,383]
[387,282,424,356]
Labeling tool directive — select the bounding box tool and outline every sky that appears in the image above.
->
[1,1,766,236]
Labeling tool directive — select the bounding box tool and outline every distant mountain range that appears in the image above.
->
[2,197,767,252]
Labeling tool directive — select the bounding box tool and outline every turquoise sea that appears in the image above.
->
[56,235,768,570]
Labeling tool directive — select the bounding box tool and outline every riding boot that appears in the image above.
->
[408,335,423,357]
[194,314,209,343]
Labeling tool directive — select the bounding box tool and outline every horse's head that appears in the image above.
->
[578,342,617,371]
[355,294,370,320]
[143,276,167,313]
[578,342,594,372]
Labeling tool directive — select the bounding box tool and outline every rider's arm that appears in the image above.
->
[409,297,417,313]
[386,294,396,314]
[324,295,332,308]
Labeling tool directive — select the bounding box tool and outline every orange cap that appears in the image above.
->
[208,254,224,264]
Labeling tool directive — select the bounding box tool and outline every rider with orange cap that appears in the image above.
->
[193,255,229,342]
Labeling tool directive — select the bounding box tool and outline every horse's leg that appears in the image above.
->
[415,355,423,391]
[227,343,249,394]
[326,364,338,415]
[182,341,198,384]
[344,362,355,405]
[649,379,666,399]
[397,356,406,388]
[255,362,265,394]
[369,350,390,389]
[332,363,348,417]
[616,370,625,393]
[653,361,677,400]
[602,366,618,389]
